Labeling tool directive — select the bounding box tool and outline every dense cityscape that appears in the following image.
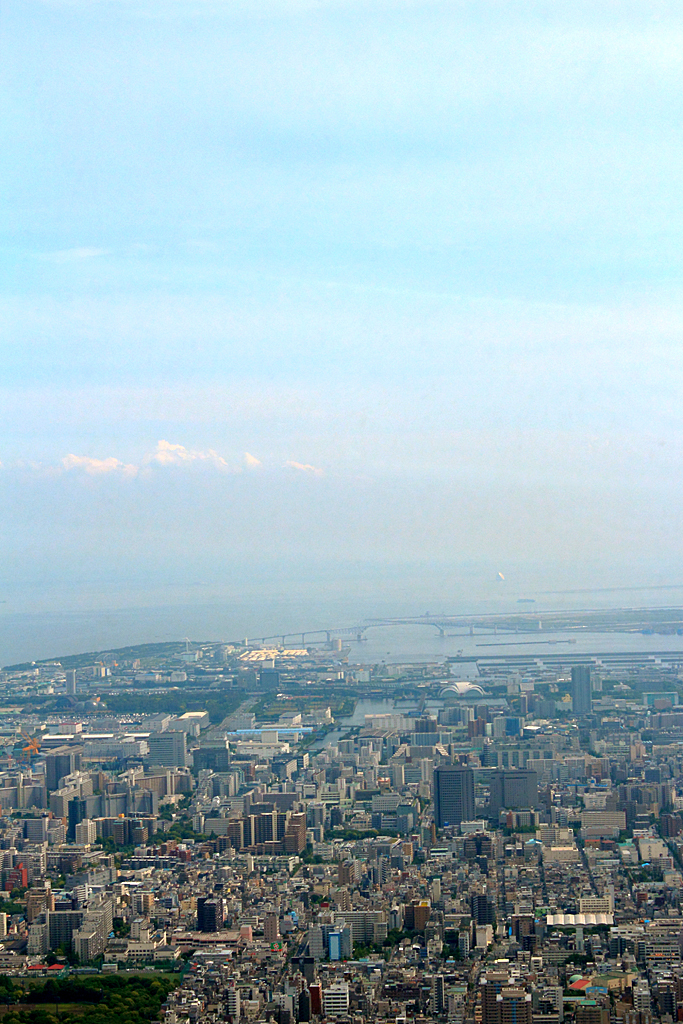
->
[0,627,681,1024]
[6,3,680,1024]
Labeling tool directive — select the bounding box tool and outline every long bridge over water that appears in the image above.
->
[240,606,683,647]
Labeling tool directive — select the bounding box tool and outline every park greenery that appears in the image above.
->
[105,690,241,725]
[0,974,179,1024]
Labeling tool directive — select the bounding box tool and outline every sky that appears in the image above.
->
[3,0,683,643]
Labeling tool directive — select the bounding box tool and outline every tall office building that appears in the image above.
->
[498,988,532,1024]
[489,769,539,818]
[323,983,349,1017]
[147,730,187,767]
[24,818,49,842]
[65,670,77,695]
[307,925,324,960]
[67,797,88,841]
[197,896,223,932]
[431,975,446,1016]
[298,989,311,1023]
[45,747,82,791]
[481,973,512,1024]
[482,975,532,1024]
[328,930,342,961]
[433,765,474,828]
[259,668,280,689]
[264,912,279,942]
[284,813,307,854]
[193,742,231,772]
[471,891,496,925]
[308,985,323,1017]
[572,666,592,716]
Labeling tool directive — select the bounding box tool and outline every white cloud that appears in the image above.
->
[146,439,232,470]
[285,460,323,476]
[60,440,238,476]
[62,453,137,475]
[244,452,262,467]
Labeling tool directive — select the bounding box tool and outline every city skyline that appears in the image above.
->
[4,2,683,1016]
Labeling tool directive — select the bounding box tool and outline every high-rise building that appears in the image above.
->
[339,924,353,960]
[308,985,322,1017]
[26,887,53,924]
[71,897,113,963]
[74,819,97,845]
[132,891,155,916]
[431,975,446,1016]
[633,982,651,1014]
[471,891,496,925]
[481,973,511,1024]
[323,982,349,1017]
[197,896,223,932]
[299,957,315,985]
[571,666,592,716]
[45,747,82,791]
[284,812,307,853]
[482,977,532,1024]
[67,797,88,841]
[433,765,474,827]
[338,860,354,885]
[24,817,49,842]
[193,742,231,772]
[226,984,240,1022]
[298,989,311,1023]
[48,909,84,950]
[65,670,77,695]
[307,925,324,960]
[498,988,532,1024]
[489,770,539,818]
[414,715,437,734]
[339,909,387,944]
[147,730,187,767]
[264,912,279,942]
[328,930,342,961]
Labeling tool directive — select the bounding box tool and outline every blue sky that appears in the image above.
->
[3,0,683,617]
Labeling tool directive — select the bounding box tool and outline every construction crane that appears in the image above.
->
[19,731,41,766]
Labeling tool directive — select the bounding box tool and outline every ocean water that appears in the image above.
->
[350,624,683,665]
[3,562,683,667]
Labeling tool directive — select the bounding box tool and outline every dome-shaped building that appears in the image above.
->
[439,680,486,699]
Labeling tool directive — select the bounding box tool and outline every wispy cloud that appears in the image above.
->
[285,460,323,476]
[56,446,323,478]
[39,247,110,264]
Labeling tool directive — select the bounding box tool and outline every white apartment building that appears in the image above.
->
[323,982,349,1017]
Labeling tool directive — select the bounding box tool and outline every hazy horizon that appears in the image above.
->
[5,559,683,666]
[4,1,683,665]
